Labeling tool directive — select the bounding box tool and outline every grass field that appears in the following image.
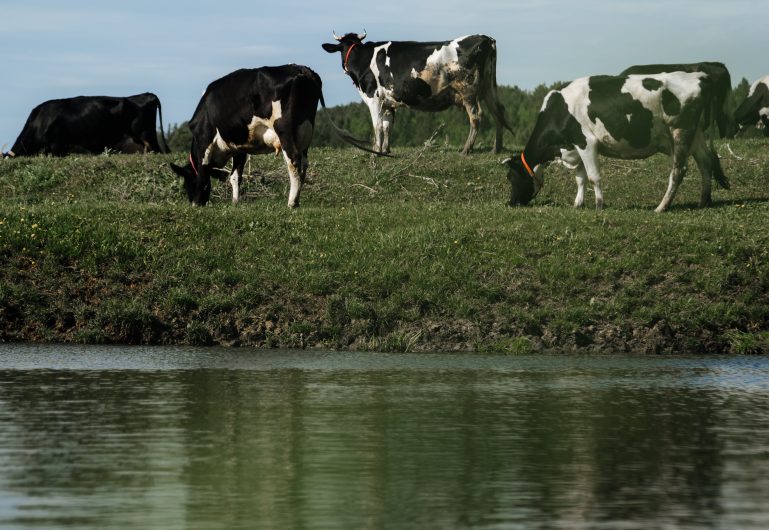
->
[1,139,768,353]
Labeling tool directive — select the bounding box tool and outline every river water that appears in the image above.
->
[0,344,768,529]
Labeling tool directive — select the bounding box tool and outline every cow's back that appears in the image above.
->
[189,66,322,145]
[620,62,732,136]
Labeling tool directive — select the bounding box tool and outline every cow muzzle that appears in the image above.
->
[502,158,536,206]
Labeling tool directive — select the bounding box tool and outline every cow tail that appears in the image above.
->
[483,38,514,135]
[156,98,171,153]
[317,90,392,157]
[702,77,730,190]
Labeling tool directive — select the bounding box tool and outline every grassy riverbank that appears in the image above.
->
[1,140,768,353]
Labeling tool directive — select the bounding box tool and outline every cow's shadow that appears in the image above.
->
[526,196,769,212]
[665,196,769,212]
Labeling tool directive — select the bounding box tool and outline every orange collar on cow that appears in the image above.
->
[344,43,358,72]
[189,153,199,177]
[520,151,543,195]
[520,151,534,178]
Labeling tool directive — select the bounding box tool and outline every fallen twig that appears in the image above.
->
[723,143,744,161]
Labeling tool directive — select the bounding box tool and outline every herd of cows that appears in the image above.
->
[2,32,769,211]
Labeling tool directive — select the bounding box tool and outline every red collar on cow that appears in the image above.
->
[520,151,543,194]
[344,43,358,72]
[189,153,199,177]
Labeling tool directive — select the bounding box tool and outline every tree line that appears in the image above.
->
[164,78,760,152]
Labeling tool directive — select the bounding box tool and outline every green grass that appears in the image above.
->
[1,139,768,353]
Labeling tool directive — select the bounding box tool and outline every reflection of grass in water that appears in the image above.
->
[0,140,768,353]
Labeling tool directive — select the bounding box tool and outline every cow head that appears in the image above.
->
[321,30,367,72]
[734,80,769,135]
[502,156,541,206]
[170,155,211,206]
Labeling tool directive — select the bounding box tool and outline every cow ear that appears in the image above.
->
[322,43,343,53]
[169,162,190,179]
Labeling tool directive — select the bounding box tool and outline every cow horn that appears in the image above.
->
[332,30,342,41]
[358,29,367,40]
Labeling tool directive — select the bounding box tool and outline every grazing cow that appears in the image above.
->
[169,65,322,207]
[620,62,733,137]
[733,75,769,136]
[322,31,512,154]
[2,93,168,157]
[503,71,729,212]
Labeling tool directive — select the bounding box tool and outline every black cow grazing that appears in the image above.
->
[169,65,322,207]
[2,93,168,157]
[734,75,769,136]
[322,31,513,155]
[503,71,729,212]
[620,62,734,137]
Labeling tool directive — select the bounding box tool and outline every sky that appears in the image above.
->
[0,0,766,147]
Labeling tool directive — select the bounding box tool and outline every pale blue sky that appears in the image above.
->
[1,0,765,146]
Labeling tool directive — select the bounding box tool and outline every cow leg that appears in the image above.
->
[381,109,394,154]
[573,163,588,208]
[694,155,713,207]
[656,140,690,213]
[693,131,731,208]
[577,145,604,209]
[363,96,386,152]
[230,152,247,205]
[461,99,482,156]
[282,150,303,208]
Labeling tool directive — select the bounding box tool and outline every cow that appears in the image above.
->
[733,75,769,136]
[502,71,729,212]
[2,93,169,157]
[620,62,734,137]
[322,31,513,155]
[169,65,322,208]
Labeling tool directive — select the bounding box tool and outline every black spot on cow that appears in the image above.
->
[394,77,432,106]
[661,89,681,116]
[587,76,653,149]
[524,91,587,163]
[642,78,663,91]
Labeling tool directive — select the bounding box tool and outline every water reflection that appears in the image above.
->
[0,348,768,529]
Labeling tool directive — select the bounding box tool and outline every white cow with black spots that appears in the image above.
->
[322,32,513,154]
[503,71,729,212]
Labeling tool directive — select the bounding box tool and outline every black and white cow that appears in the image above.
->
[2,93,168,157]
[503,71,729,212]
[620,62,733,137]
[169,65,322,207]
[322,32,512,155]
[734,75,769,136]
